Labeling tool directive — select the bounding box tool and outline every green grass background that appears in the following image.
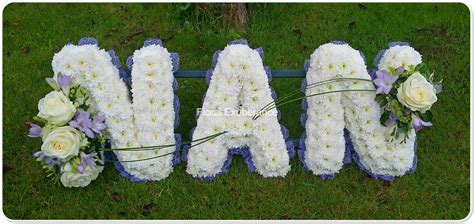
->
[2,3,470,219]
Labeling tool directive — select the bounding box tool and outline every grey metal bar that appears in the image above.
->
[175,69,305,78]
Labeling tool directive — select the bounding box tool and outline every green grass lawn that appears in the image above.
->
[2,3,470,219]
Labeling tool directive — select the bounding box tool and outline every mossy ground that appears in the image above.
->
[2,3,470,219]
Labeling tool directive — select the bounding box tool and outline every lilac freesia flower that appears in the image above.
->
[77,152,96,174]
[434,83,443,94]
[57,75,72,89]
[34,151,60,166]
[394,66,404,76]
[373,70,399,94]
[45,78,60,90]
[91,115,106,134]
[384,113,400,126]
[28,123,42,138]
[69,110,94,138]
[412,114,432,132]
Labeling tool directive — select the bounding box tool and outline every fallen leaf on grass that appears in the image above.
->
[292,27,302,38]
[112,192,121,202]
[142,202,156,216]
[3,164,13,173]
[382,180,392,188]
[21,47,30,54]
[358,3,368,10]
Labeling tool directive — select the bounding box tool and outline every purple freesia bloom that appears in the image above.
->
[395,66,404,76]
[434,83,443,94]
[34,151,60,166]
[57,75,72,89]
[28,123,42,138]
[77,152,96,174]
[45,77,60,90]
[412,115,432,132]
[91,115,106,134]
[373,70,398,94]
[69,110,94,138]
[389,113,400,122]
[384,113,400,126]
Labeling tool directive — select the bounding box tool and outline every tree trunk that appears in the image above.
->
[196,3,249,32]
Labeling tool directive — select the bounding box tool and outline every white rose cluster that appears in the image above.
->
[304,43,416,177]
[37,91,76,126]
[60,160,103,188]
[186,44,290,178]
[52,43,141,176]
[397,72,438,113]
[129,43,177,180]
[378,45,422,71]
[41,126,87,162]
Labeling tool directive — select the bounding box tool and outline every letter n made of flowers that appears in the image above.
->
[299,42,417,180]
[52,38,180,181]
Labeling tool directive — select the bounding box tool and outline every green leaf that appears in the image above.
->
[380,111,390,126]
[414,63,426,72]
[177,3,191,11]
[375,94,388,107]
[32,116,47,124]
[388,67,396,75]
[417,110,433,122]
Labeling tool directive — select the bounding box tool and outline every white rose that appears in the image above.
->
[397,72,438,112]
[60,162,100,188]
[37,91,76,126]
[41,126,84,161]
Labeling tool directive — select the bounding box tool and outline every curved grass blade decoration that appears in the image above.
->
[262,89,375,113]
[254,77,373,118]
[253,77,374,120]
[104,131,227,163]
[99,131,226,152]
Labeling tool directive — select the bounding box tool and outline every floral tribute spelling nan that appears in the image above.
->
[28,38,440,186]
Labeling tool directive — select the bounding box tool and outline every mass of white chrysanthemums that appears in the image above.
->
[186,44,290,178]
[52,44,139,150]
[129,44,177,180]
[378,45,422,71]
[52,42,178,181]
[304,43,416,177]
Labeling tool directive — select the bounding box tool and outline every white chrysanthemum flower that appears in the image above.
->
[304,43,416,177]
[378,45,422,71]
